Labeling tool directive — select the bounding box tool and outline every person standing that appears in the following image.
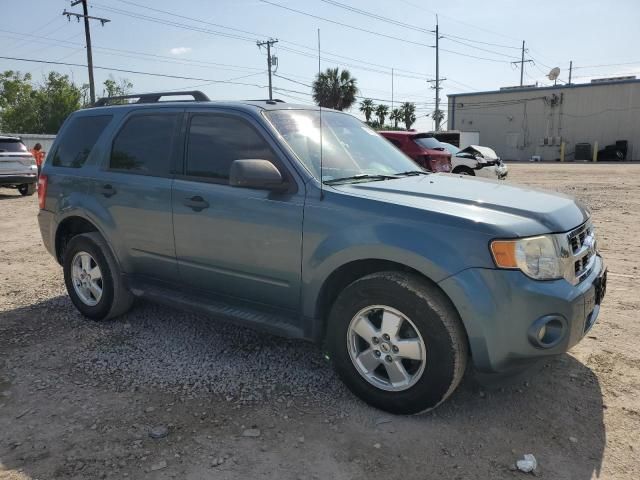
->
[30,143,45,177]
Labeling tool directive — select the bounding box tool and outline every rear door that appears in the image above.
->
[0,138,36,179]
[172,109,304,311]
[90,108,183,281]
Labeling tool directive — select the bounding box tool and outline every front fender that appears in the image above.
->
[301,191,495,319]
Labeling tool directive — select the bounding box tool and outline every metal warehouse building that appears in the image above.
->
[447,78,640,161]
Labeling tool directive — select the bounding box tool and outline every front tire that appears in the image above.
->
[327,272,468,414]
[18,183,36,196]
[63,232,133,321]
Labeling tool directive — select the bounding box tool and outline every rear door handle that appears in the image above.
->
[99,184,116,197]
[183,195,209,211]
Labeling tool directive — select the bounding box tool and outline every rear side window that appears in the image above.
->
[52,115,112,168]
[385,137,402,148]
[110,114,178,176]
[413,136,442,149]
[0,139,28,152]
[186,114,277,181]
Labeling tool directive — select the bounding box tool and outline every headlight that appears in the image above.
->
[491,235,563,280]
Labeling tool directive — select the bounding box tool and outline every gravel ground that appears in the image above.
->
[1,163,639,479]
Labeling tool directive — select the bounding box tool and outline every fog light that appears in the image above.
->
[528,315,567,349]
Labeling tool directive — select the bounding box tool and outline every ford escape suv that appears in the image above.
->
[38,91,607,414]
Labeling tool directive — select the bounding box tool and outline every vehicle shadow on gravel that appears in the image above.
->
[1,296,605,479]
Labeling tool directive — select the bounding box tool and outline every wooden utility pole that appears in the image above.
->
[568,60,573,85]
[63,0,110,104]
[256,38,278,100]
[511,40,533,87]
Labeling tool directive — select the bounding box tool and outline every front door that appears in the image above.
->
[172,111,304,311]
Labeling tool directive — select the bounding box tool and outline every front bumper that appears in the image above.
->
[439,255,605,373]
[475,163,508,180]
[0,174,37,185]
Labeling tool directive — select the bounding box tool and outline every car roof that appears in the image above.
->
[81,99,328,115]
[0,135,22,141]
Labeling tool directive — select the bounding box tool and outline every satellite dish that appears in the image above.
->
[547,67,561,81]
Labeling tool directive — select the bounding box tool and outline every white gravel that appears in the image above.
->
[68,300,347,404]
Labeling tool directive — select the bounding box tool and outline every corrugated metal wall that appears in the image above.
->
[447,80,640,161]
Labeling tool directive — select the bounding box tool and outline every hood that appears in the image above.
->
[331,174,590,236]
[458,145,499,161]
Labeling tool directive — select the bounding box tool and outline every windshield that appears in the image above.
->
[264,110,420,182]
[0,139,28,153]
[413,136,443,150]
[439,142,461,156]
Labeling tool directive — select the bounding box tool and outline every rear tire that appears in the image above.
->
[327,271,468,414]
[18,183,36,196]
[63,232,134,321]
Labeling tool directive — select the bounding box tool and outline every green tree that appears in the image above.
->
[375,104,389,127]
[400,102,416,130]
[390,108,402,129]
[0,70,83,134]
[359,98,375,124]
[312,67,358,111]
[102,76,134,104]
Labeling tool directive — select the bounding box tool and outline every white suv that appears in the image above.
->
[441,142,508,180]
[0,136,38,195]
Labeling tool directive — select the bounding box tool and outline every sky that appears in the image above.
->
[2,0,640,130]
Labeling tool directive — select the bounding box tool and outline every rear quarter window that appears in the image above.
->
[52,115,112,168]
[0,139,28,152]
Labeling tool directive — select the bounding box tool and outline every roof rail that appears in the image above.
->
[93,90,210,107]
[244,98,286,103]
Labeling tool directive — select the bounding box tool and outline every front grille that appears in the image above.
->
[567,221,596,284]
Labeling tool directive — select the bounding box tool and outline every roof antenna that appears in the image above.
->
[318,28,324,201]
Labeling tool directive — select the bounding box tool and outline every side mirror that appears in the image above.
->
[229,159,288,191]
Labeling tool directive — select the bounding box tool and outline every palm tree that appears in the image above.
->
[312,67,358,111]
[390,108,402,129]
[375,104,389,127]
[400,102,416,130]
[359,98,375,124]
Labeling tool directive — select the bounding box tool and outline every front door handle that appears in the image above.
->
[99,184,116,197]
[183,195,209,211]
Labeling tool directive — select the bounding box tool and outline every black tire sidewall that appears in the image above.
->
[63,235,115,320]
[328,274,461,414]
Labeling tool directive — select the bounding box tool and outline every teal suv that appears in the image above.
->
[37,91,607,414]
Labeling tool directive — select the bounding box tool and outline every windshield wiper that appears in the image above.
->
[323,173,398,185]
[394,170,429,176]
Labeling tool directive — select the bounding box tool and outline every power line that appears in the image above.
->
[0,55,269,90]
[259,0,434,48]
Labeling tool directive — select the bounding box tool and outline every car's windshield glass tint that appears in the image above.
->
[440,142,460,155]
[413,137,442,149]
[0,139,28,152]
[265,110,419,182]
[52,115,112,168]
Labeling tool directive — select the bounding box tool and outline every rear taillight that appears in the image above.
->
[38,175,48,209]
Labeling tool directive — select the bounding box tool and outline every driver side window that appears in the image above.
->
[186,114,277,182]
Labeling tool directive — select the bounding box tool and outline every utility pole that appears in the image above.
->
[391,68,394,111]
[256,38,278,100]
[63,1,110,104]
[511,40,533,87]
[427,20,446,131]
[568,60,573,85]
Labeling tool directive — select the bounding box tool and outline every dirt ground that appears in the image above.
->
[1,163,639,480]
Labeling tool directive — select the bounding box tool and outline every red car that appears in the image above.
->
[379,131,451,173]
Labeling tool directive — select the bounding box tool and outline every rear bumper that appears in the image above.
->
[0,174,37,185]
[439,255,605,373]
[38,209,57,260]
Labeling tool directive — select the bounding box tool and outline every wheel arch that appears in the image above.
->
[312,258,468,346]
[54,215,103,264]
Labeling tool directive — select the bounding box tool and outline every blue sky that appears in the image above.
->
[3,0,640,130]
